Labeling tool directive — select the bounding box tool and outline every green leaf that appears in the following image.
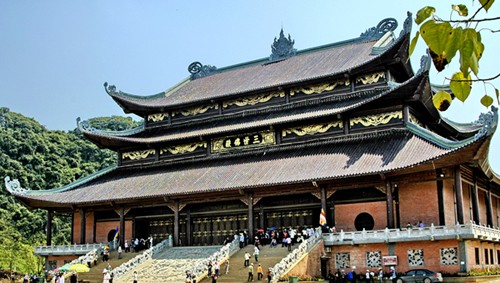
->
[452,4,469,16]
[433,90,453,111]
[479,0,495,11]
[420,21,462,71]
[409,31,420,57]
[415,6,436,25]
[459,29,484,76]
[450,71,472,102]
[480,94,494,107]
[496,88,500,104]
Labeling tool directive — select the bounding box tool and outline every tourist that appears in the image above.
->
[286,236,292,251]
[125,240,130,252]
[23,274,29,283]
[225,260,230,274]
[365,270,370,283]
[244,252,251,267]
[118,245,122,259]
[247,263,254,282]
[419,221,424,230]
[86,254,92,268]
[70,272,78,283]
[266,268,272,283]
[211,273,218,283]
[59,273,65,283]
[254,236,260,249]
[257,264,263,280]
[207,261,212,277]
[390,267,397,283]
[133,271,138,283]
[239,233,245,249]
[214,261,220,276]
[103,270,111,283]
[377,268,383,282]
[253,246,260,262]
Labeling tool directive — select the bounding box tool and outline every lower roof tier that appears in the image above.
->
[6,124,495,209]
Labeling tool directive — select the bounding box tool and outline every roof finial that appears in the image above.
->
[270,28,297,62]
[360,18,398,40]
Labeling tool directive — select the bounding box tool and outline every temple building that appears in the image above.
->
[5,13,500,275]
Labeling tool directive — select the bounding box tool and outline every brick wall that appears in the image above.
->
[478,189,487,225]
[72,214,132,244]
[399,181,439,227]
[444,179,457,225]
[335,201,387,231]
[287,240,325,277]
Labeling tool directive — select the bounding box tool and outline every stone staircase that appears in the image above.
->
[114,246,222,283]
[76,250,140,283]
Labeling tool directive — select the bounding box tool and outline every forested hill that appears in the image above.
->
[0,107,138,273]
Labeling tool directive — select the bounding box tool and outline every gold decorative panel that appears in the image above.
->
[223,91,285,108]
[290,80,350,96]
[350,111,403,127]
[409,114,424,128]
[172,103,218,117]
[160,142,207,155]
[122,149,155,160]
[356,72,385,85]
[211,130,276,153]
[282,121,342,137]
[147,113,168,122]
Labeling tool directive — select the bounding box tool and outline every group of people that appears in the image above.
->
[327,266,397,283]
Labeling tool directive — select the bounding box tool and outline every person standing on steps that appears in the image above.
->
[133,271,138,283]
[266,268,272,283]
[244,252,251,267]
[247,263,254,282]
[257,264,263,280]
[225,259,230,274]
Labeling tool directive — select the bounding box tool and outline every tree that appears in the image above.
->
[410,0,499,111]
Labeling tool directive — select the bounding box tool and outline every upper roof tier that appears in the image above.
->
[107,15,413,116]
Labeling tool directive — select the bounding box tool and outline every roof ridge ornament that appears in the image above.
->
[474,106,498,137]
[269,28,297,62]
[104,82,118,95]
[4,176,30,194]
[188,62,218,79]
[399,12,413,38]
[360,18,398,40]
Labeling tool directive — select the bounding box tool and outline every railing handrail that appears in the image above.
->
[270,227,323,283]
[112,236,173,280]
[191,238,240,282]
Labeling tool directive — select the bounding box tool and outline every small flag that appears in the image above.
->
[319,209,327,227]
[114,227,119,239]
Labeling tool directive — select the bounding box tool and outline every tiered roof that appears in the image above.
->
[5,14,499,210]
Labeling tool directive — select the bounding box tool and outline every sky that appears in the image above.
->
[1,1,498,172]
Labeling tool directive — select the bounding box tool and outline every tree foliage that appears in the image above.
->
[0,107,138,274]
[411,0,499,111]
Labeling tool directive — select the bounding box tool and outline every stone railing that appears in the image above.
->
[192,238,240,282]
[35,243,102,256]
[112,236,173,279]
[323,222,500,245]
[270,227,323,283]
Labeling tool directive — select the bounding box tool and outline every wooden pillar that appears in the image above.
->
[186,208,192,246]
[471,178,480,224]
[259,205,265,230]
[395,185,400,229]
[330,199,336,227]
[385,180,395,228]
[486,185,494,227]
[248,194,254,241]
[454,166,465,224]
[320,186,327,214]
[436,169,445,226]
[119,207,125,248]
[174,201,179,246]
[79,208,86,244]
[46,210,53,246]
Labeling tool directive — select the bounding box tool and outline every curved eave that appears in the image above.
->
[10,127,490,208]
[106,23,412,115]
[80,71,426,149]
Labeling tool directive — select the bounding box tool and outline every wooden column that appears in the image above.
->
[385,180,395,228]
[174,201,179,246]
[471,178,480,224]
[79,208,86,244]
[436,169,445,226]
[248,194,254,241]
[186,208,191,246]
[454,166,465,224]
[320,186,327,214]
[259,205,265,231]
[486,185,494,227]
[119,207,125,247]
[46,210,53,246]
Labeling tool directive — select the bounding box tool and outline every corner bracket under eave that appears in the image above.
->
[4,176,30,194]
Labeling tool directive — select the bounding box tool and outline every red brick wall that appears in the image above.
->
[466,240,500,269]
[463,183,472,223]
[47,255,78,268]
[95,221,132,243]
[478,189,487,225]
[72,213,132,244]
[287,240,325,277]
[329,243,389,273]
[335,201,387,231]
[399,181,439,227]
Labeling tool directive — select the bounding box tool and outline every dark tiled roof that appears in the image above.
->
[14,129,485,206]
[111,39,388,109]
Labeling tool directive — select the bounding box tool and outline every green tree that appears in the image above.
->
[410,0,499,110]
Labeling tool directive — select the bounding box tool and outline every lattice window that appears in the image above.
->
[440,248,458,265]
[366,251,382,268]
[336,252,351,269]
[408,249,424,266]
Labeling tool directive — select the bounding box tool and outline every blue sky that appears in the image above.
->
[1,1,498,171]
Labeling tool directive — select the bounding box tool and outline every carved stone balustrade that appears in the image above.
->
[35,243,102,256]
[323,223,500,246]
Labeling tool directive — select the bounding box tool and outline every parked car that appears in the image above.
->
[396,269,443,283]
